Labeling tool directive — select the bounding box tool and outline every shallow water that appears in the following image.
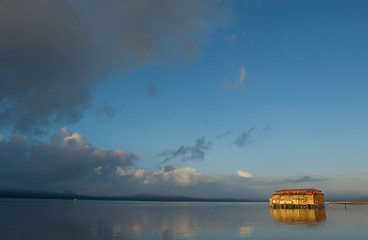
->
[0,199,367,240]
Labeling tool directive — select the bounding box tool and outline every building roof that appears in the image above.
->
[272,188,324,196]
[277,189,320,192]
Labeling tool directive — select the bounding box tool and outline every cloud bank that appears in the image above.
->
[0,0,227,133]
[0,128,138,184]
[0,129,362,199]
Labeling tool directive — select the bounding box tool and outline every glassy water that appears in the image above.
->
[0,199,367,240]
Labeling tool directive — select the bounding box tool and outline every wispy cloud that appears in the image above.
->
[146,83,165,99]
[235,127,255,148]
[228,30,245,42]
[223,65,246,91]
[216,130,232,139]
[160,136,211,163]
[95,103,118,120]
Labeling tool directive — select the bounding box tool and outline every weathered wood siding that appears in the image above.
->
[269,189,325,208]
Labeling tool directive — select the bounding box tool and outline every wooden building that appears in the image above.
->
[269,189,325,209]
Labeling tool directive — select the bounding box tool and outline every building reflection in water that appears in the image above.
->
[270,208,326,225]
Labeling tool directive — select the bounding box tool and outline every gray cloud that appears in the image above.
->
[163,163,180,172]
[0,0,228,133]
[235,127,255,148]
[285,176,329,184]
[146,83,165,99]
[160,136,211,163]
[216,130,232,139]
[95,103,117,120]
[0,128,138,184]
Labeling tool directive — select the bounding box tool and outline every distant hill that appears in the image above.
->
[0,190,265,202]
[324,195,368,202]
[353,196,368,202]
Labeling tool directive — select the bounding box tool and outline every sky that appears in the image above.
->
[0,0,367,200]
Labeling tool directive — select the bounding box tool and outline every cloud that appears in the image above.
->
[228,30,245,42]
[229,34,237,42]
[117,168,148,179]
[237,170,253,178]
[216,130,232,139]
[95,103,117,120]
[160,136,211,163]
[119,166,264,198]
[235,127,255,148]
[223,65,246,91]
[285,176,329,184]
[120,164,254,189]
[0,0,228,133]
[115,163,203,186]
[0,146,347,199]
[0,128,139,184]
[153,166,202,186]
[146,83,165,99]
[163,163,180,172]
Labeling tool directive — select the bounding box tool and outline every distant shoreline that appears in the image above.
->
[0,190,266,203]
[2,190,365,203]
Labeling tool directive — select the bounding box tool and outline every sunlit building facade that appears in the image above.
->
[269,189,325,209]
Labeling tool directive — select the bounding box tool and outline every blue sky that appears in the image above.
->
[0,0,367,200]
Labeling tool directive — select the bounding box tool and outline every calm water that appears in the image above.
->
[1,199,367,240]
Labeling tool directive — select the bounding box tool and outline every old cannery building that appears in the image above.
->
[269,189,325,209]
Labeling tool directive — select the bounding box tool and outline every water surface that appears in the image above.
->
[1,199,367,239]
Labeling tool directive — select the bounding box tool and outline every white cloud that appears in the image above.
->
[151,166,202,186]
[117,168,148,178]
[64,132,85,144]
[94,166,102,175]
[237,170,253,178]
[133,169,147,178]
